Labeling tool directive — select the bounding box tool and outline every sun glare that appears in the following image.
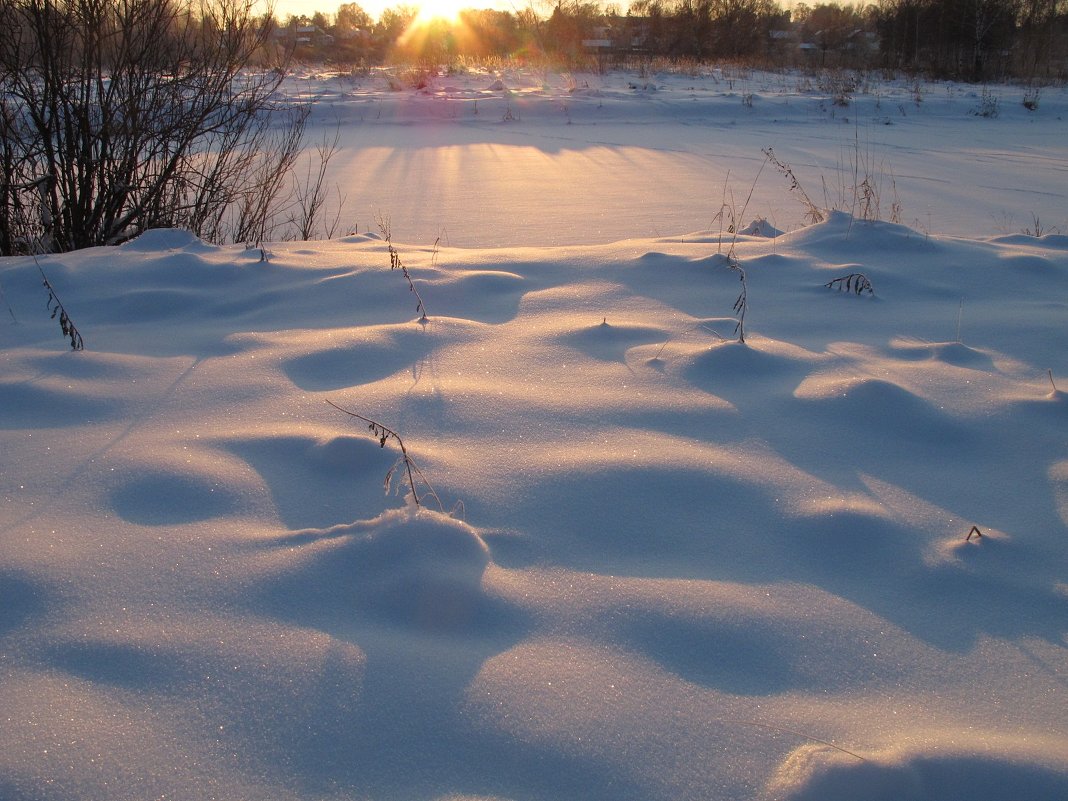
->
[412,0,469,25]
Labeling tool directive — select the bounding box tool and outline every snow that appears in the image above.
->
[301,66,1068,247]
[1,67,1066,801]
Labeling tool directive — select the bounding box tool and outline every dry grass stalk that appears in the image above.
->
[327,400,443,510]
[375,213,428,323]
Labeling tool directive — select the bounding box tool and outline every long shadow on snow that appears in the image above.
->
[765,392,1068,652]
[495,465,785,581]
[662,340,1068,652]
[0,778,57,801]
[494,455,1068,654]
[281,326,437,391]
[781,751,1068,801]
[223,434,404,530]
[0,570,52,639]
[246,512,649,801]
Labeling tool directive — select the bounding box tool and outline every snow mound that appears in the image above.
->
[119,228,215,252]
[768,741,1068,801]
[738,218,783,237]
[255,510,522,638]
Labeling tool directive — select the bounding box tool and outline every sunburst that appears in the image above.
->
[411,0,469,25]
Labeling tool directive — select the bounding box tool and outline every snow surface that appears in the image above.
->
[291,66,1068,246]
[1,68,1067,801]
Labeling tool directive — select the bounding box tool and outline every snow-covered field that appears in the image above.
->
[1,68,1067,801]
[294,66,1068,246]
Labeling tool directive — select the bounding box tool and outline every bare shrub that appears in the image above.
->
[1021,213,1059,237]
[820,69,857,107]
[816,130,902,226]
[291,128,345,241]
[0,0,306,255]
[971,88,1000,118]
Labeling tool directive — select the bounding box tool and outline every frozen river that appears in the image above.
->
[296,67,1068,246]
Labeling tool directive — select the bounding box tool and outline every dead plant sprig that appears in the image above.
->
[37,259,83,350]
[728,159,768,257]
[431,235,441,268]
[327,400,443,510]
[375,213,428,323]
[652,321,725,361]
[712,171,735,254]
[824,273,874,296]
[1022,214,1056,237]
[729,256,748,343]
[714,717,865,762]
[763,147,824,225]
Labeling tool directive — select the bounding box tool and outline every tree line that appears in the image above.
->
[286,0,1067,80]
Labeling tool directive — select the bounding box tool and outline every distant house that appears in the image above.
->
[296,25,334,47]
[582,25,613,52]
[274,22,334,49]
[582,20,652,57]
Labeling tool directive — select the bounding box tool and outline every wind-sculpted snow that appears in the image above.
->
[1,78,1067,800]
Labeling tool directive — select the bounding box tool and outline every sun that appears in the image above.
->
[411,0,469,25]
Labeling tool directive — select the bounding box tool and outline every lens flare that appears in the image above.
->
[412,0,468,25]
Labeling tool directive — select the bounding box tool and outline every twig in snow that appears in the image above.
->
[729,256,748,343]
[712,717,866,762]
[375,213,428,323]
[36,259,83,350]
[763,147,824,224]
[824,273,874,297]
[327,401,444,511]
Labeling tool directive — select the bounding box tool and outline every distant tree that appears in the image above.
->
[962,0,1019,79]
[336,1,371,30]
[707,0,780,59]
[394,15,455,63]
[800,2,868,64]
[875,0,1021,78]
[874,0,924,69]
[543,1,603,61]
[331,2,373,61]
[629,0,669,53]
[454,9,524,58]
[1015,0,1067,77]
[667,0,715,59]
[374,4,418,58]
